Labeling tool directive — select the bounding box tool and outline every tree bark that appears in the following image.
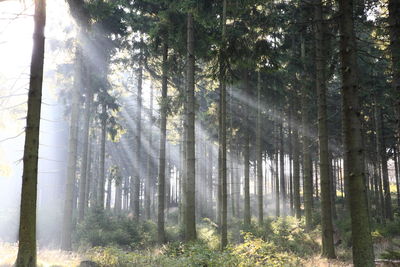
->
[243,72,251,226]
[219,0,228,248]
[132,43,143,219]
[98,103,107,209]
[338,0,375,265]
[157,41,168,244]
[314,0,335,258]
[300,35,313,230]
[61,47,82,251]
[78,88,93,221]
[184,12,197,242]
[256,72,263,225]
[15,0,46,265]
[145,82,154,220]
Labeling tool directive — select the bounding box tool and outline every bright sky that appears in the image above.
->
[0,0,72,178]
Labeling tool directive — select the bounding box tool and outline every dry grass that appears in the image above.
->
[303,256,353,267]
[0,242,82,267]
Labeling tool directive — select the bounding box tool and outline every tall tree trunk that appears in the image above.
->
[85,137,92,209]
[288,105,294,215]
[106,176,112,211]
[394,147,400,208]
[388,0,400,163]
[243,72,251,226]
[256,72,263,225]
[279,121,285,213]
[133,44,143,219]
[114,174,122,214]
[300,35,313,230]
[61,47,82,251]
[15,0,46,265]
[218,0,228,248]
[184,12,196,242]
[374,101,393,220]
[293,126,301,219]
[314,0,335,257]
[78,88,93,221]
[157,41,168,244]
[145,82,154,220]
[338,0,375,265]
[98,103,107,209]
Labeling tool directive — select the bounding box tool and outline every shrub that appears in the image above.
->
[75,209,157,249]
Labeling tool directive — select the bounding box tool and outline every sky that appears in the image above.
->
[0,0,73,245]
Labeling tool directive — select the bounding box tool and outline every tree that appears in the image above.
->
[157,39,168,244]
[314,0,335,258]
[184,11,196,242]
[338,0,375,265]
[219,0,228,249]
[15,0,46,265]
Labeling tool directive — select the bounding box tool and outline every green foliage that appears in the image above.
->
[239,217,320,257]
[381,249,400,260]
[231,232,302,267]
[75,209,157,249]
[374,217,400,237]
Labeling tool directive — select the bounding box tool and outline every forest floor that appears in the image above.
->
[0,242,352,267]
[1,214,399,267]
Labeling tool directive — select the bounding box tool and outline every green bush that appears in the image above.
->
[75,209,157,249]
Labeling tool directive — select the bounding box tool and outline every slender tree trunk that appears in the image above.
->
[279,121,285,213]
[145,83,154,220]
[314,0,335,257]
[85,137,92,209]
[394,147,400,208]
[218,0,228,248]
[338,0,375,265]
[133,45,143,219]
[293,126,301,219]
[157,41,168,244]
[374,101,393,220]
[15,1,46,264]
[300,35,313,230]
[256,72,263,225]
[388,0,400,164]
[288,105,294,215]
[61,47,82,251]
[78,88,93,221]
[243,72,251,226]
[98,103,107,209]
[184,12,196,242]
[106,176,112,211]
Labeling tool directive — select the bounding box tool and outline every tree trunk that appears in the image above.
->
[394,147,400,208]
[132,43,143,219]
[61,47,82,251]
[338,0,375,265]
[15,1,46,265]
[78,88,93,221]
[114,174,122,214]
[145,82,154,220]
[157,40,168,244]
[293,126,301,219]
[256,72,263,225]
[374,100,393,220]
[106,176,112,211]
[279,120,285,213]
[98,103,107,209]
[218,0,228,248]
[314,0,335,257]
[184,12,197,242]
[388,0,400,164]
[300,35,313,230]
[243,72,251,226]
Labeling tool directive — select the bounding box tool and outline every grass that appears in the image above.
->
[0,242,82,267]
